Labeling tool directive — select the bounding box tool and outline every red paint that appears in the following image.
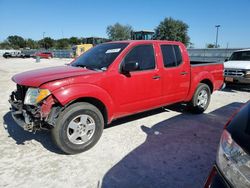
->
[204,166,217,188]
[12,40,224,123]
[12,66,98,88]
[40,95,55,118]
[33,52,53,59]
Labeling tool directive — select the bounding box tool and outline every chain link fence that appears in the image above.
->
[187,48,248,62]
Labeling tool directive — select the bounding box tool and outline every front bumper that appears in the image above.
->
[224,76,250,84]
[204,165,231,188]
[9,87,59,131]
[9,93,34,131]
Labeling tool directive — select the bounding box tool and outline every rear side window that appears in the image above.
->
[124,45,155,71]
[161,45,183,68]
[174,45,182,65]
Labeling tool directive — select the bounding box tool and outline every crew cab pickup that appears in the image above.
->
[9,40,224,154]
[224,49,250,84]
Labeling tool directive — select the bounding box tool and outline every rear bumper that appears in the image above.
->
[204,165,231,188]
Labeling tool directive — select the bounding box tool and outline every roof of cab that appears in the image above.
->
[106,40,184,45]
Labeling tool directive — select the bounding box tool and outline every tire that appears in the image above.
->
[51,102,104,154]
[188,83,211,114]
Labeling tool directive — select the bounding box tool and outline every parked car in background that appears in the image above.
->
[3,51,30,58]
[204,101,250,188]
[9,40,224,154]
[33,52,53,59]
[224,49,250,84]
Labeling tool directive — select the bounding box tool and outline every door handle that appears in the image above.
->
[180,71,188,75]
[152,75,161,79]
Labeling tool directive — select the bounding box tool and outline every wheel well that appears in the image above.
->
[200,79,213,93]
[69,97,108,125]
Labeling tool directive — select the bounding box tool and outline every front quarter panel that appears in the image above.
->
[51,83,115,122]
[40,79,71,91]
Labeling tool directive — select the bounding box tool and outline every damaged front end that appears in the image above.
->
[9,85,61,132]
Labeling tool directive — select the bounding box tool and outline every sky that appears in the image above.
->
[0,0,250,48]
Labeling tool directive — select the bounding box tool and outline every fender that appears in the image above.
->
[185,71,214,102]
[52,83,115,122]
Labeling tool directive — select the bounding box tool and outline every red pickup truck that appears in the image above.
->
[9,40,224,154]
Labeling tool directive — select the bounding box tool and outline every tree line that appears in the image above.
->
[0,17,195,50]
[107,18,190,46]
[0,36,83,50]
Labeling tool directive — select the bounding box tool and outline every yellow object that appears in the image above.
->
[36,89,51,103]
[72,44,93,57]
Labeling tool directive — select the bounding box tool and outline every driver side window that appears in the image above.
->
[124,45,156,71]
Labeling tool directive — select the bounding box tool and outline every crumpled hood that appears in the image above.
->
[12,66,97,87]
[224,61,250,70]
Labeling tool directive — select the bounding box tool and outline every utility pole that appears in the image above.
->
[43,32,45,49]
[215,25,220,48]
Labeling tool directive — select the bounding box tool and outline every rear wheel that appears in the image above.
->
[51,102,104,154]
[188,83,211,113]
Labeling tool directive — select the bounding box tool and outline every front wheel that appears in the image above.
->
[52,102,104,154]
[188,83,211,114]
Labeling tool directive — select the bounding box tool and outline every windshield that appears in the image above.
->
[71,43,128,70]
[229,51,250,61]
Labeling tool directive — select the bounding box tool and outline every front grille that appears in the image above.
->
[16,84,28,101]
[224,69,245,77]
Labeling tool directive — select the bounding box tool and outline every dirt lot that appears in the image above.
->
[0,57,249,188]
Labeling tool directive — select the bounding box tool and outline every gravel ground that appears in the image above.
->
[0,57,249,188]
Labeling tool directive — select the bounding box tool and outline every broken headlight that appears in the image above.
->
[24,88,51,105]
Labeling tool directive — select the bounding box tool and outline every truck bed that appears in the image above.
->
[190,62,224,92]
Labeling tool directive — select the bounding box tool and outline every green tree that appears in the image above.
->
[106,23,133,41]
[55,38,70,49]
[38,37,55,49]
[0,40,11,49]
[25,38,38,49]
[69,37,81,45]
[7,35,26,49]
[154,17,190,46]
[206,43,220,48]
[206,43,215,48]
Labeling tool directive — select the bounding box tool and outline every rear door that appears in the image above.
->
[115,44,162,115]
[160,44,190,103]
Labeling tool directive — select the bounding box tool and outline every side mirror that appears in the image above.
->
[121,61,139,73]
[224,58,228,62]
